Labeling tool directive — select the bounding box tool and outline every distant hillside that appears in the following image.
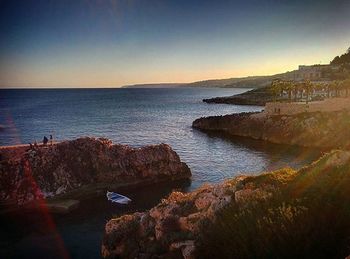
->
[122,47,350,89]
[121,83,183,88]
[122,75,282,89]
[183,75,280,88]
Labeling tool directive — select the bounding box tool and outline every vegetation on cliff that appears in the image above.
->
[269,78,350,103]
[331,47,350,66]
[101,150,350,258]
[204,78,350,106]
[198,150,350,258]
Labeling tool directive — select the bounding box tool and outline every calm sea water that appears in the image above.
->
[0,88,320,258]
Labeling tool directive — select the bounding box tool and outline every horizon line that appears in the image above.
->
[0,70,291,89]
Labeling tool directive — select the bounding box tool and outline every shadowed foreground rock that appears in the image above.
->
[102,179,237,259]
[101,150,350,258]
[0,137,191,206]
[192,110,350,149]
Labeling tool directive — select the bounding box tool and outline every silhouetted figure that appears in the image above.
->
[43,136,48,146]
[50,134,53,145]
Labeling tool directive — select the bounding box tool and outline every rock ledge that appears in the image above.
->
[0,137,191,207]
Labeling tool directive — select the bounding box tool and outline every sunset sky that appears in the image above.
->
[1,0,349,88]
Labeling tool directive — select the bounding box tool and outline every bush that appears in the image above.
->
[197,155,350,258]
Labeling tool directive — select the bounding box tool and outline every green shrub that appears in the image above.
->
[197,153,350,258]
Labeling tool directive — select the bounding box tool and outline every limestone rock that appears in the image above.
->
[0,137,191,205]
[101,179,238,258]
[193,110,350,149]
[102,150,350,258]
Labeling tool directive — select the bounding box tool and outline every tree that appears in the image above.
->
[330,47,350,65]
[331,56,341,65]
[334,81,341,97]
[293,82,301,102]
[340,79,350,97]
[303,80,313,104]
[312,82,324,99]
[326,81,341,98]
[345,79,350,97]
[270,79,282,103]
[283,81,294,103]
[326,83,332,98]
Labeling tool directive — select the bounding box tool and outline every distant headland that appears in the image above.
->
[122,47,350,89]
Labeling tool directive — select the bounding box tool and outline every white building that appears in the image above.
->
[282,64,337,81]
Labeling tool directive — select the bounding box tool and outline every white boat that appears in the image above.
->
[106,191,132,204]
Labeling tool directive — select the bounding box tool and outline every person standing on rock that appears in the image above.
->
[50,134,53,145]
[43,136,48,146]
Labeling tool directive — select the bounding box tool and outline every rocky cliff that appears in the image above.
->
[203,86,282,105]
[192,110,350,149]
[102,150,350,258]
[0,137,191,206]
[102,179,236,258]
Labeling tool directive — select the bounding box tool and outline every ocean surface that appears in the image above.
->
[0,88,320,258]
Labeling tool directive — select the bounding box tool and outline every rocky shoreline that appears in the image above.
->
[101,150,350,258]
[203,86,282,106]
[0,137,191,213]
[192,110,350,149]
[90,109,349,258]
[3,117,350,257]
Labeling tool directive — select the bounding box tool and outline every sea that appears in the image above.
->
[0,88,320,258]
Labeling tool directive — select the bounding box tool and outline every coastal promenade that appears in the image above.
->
[264,97,350,116]
[0,141,59,149]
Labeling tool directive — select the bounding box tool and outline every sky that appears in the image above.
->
[0,0,349,88]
